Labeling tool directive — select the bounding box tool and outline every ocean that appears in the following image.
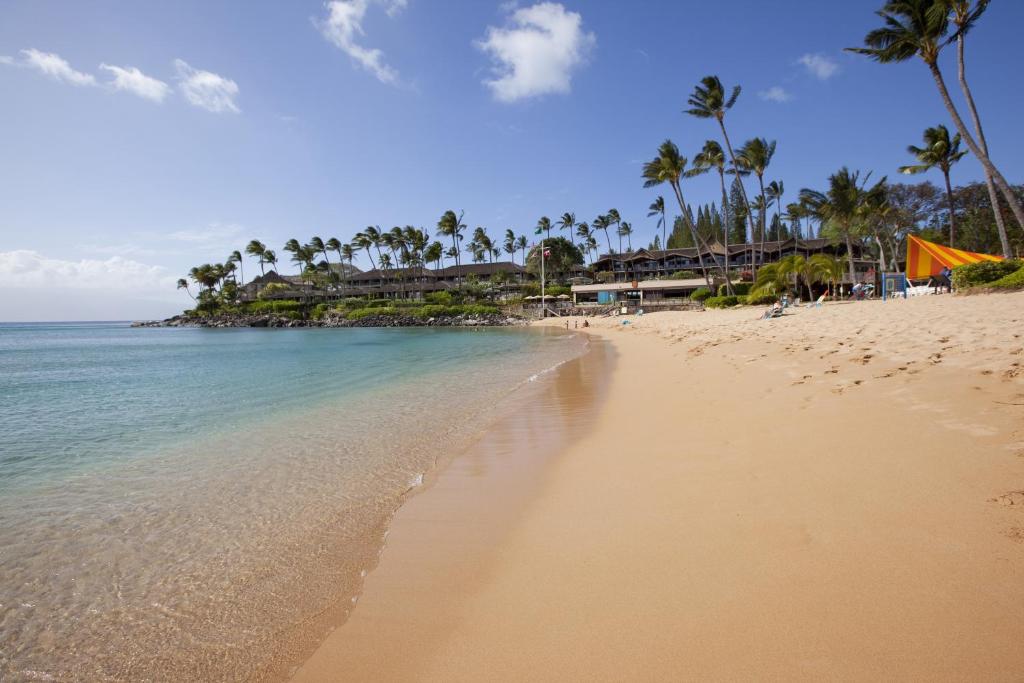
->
[0,322,586,681]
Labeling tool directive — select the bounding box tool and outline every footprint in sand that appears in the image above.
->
[928,352,943,365]
[855,354,873,365]
[1005,527,1024,543]
[990,491,1024,507]
[1004,362,1022,380]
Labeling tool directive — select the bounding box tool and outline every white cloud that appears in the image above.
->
[758,86,791,103]
[174,59,240,113]
[0,55,14,65]
[19,48,96,86]
[100,64,171,102]
[798,53,839,80]
[165,222,245,246]
[0,250,175,291]
[476,2,595,103]
[318,0,403,84]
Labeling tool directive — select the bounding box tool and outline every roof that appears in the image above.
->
[435,261,526,276]
[572,278,708,293]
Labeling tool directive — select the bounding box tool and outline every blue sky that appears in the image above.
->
[1,0,1021,320]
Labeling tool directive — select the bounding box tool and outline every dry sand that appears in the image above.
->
[293,292,1024,682]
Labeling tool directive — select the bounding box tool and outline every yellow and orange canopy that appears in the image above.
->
[905,235,1003,279]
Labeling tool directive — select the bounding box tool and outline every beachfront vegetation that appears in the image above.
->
[951,259,1024,289]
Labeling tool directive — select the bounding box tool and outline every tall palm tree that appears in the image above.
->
[591,214,611,256]
[263,250,278,273]
[618,221,634,251]
[326,237,344,289]
[641,139,715,289]
[515,235,528,270]
[800,168,887,289]
[688,141,733,293]
[352,231,378,271]
[424,241,443,271]
[340,242,355,289]
[647,196,667,255]
[504,229,517,264]
[283,239,303,274]
[535,216,552,241]
[245,239,267,276]
[176,278,195,302]
[848,0,1023,253]
[899,124,967,246]
[228,250,243,285]
[947,0,1010,257]
[808,253,847,298]
[557,212,576,239]
[606,209,623,253]
[437,210,466,280]
[686,76,758,255]
[736,138,777,270]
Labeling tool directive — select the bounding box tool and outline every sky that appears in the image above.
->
[1,0,1021,321]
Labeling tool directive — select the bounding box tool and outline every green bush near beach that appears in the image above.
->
[345,304,500,320]
[982,263,1024,291]
[745,293,778,306]
[718,282,752,296]
[951,260,1021,289]
[690,287,712,302]
[704,295,741,308]
[244,300,303,315]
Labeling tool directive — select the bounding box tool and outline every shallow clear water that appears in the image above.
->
[0,323,585,681]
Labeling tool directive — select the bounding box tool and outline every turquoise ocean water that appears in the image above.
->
[0,322,585,681]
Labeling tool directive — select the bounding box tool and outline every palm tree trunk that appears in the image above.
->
[942,168,957,248]
[757,174,768,273]
[717,120,759,272]
[927,61,1024,247]
[718,168,733,295]
[844,229,857,291]
[661,208,667,254]
[670,181,713,290]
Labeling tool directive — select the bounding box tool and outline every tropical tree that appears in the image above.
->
[686,75,758,255]
[353,231,378,271]
[607,209,623,253]
[503,229,517,264]
[898,124,967,246]
[808,253,847,298]
[176,278,195,301]
[424,241,443,270]
[617,221,633,251]
[438,210,466,277]
[535,216,553,241]
[766,180,784,241]
[848,0,1023,256]
[515,235,528,268]
[736,138,777,270]
[326,237,344,288]
[641,139,715,289]
[525,236,584,282]
[340,243,356,281]
[592,214,613,255]
[800,168,887,288]
[647,196,667,256]
[688,140,733,293]
[283,239,303,274]
[228,250,243,285]
[263,250,278,273]
[557,212,576,239]
[245,239,267,276]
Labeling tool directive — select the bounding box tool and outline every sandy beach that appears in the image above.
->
[293,292,1024,681]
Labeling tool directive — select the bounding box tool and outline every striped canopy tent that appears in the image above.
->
[905,235,1003,279]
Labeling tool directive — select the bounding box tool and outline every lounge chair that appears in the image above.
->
[806,294,826,308]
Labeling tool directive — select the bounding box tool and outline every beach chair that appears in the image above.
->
[806,294,826,308]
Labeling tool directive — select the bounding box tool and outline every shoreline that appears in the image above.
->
[290,292,1024,681]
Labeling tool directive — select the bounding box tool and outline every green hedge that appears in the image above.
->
[346,304,500,320]
[690,287,712,302]
[704,295,740,308]
[346,307,401,320]
[745,293,778,306]
[245,300,303,314]
[983,263,1024,290]
[951,260,1021,289]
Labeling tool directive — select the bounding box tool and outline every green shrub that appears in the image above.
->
[425,291,454,306]
[346,307,400,320]
[257,283,290,299]
[983,263,1024,290]
[245,300,303,315]
[311,303,329,320]
[951,260,1022,289]
[718,282,751,296]
[668,270,698,280]
[690,287,712,302]
[704,295,740,309]
[745,293,778,306]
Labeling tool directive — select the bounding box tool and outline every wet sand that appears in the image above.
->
[293,292,1024,681]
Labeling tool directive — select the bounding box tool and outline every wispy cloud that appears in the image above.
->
[798,53,839,80]
[0,250,176,291]
[174,59,240,113]
[317,0,404,84]
[18,48,96,86]
[758,86,791,103]
[476,2,596,103]
[100,64,171,102]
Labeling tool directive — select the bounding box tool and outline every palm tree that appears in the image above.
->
[515,235,528,269]
[647,196,667,255]
[737,138,777,270]
[808,253,846,298]
[898,124,967,246]
[686,76,758,256]
[607,209,623,253]
[283,239,303,274]
[618,221,633,251]
[535,216,552,241]
[688,141,733,294]
[263,250,278,273]
[503,229,517,264]
[340,243,355,289]
[437,210,466,281]
[245,240,267,276]
[800,168,887,289]
[947,0,1010,257]
[353,230,378,271]
[557,212,576,239]
[641,139,715,289]
[424,241,443,271]
[176,278,195,302]
[848,0,1023,254]
[326,237,344,289]
[228,250,243,285]
[590,214,611,256]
